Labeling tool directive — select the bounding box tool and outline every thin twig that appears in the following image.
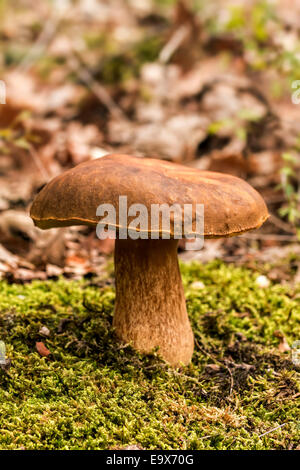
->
[269,214,296,234]
[159,24,190,64]
[28,145,51,180]
[239,233,298,241]
[258,423,287,438]
[28,145,51,181]
[195,339,221,365]
[195,339,234,394]
[225,365,234,396]
[16,0,70,72]
[69,51,128,121]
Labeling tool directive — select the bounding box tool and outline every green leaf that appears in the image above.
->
[0,128,13,139]
[285,183,296,198]
[280,167,296,177]
[281,152,298,163]
[14,138,31,150]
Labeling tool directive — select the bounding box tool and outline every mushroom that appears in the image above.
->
[30,154,269,366]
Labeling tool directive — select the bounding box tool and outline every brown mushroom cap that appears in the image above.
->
[30,154,269,237]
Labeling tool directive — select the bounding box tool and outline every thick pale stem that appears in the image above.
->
[113,238,194,366]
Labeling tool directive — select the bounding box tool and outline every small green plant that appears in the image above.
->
[278,152,300,240]
[208,108,261,142]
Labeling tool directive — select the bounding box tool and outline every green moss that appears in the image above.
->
[0,261,299,450]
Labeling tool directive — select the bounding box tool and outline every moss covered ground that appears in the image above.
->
[0,260,299,450]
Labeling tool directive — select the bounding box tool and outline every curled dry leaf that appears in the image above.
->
[39,326,50,337]
[36,342,51,358]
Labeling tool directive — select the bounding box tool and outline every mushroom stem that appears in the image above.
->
[113,238,194,366]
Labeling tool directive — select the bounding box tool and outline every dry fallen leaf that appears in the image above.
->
[206,364,221,372]
[66,254,87,266]
[274,331,291,353]
[36,342,51,358]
